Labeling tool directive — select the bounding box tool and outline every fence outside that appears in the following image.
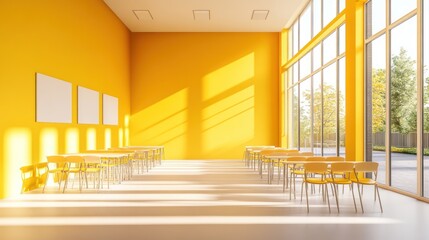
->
[373,132,422,148]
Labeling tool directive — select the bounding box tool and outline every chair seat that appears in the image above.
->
[351,177,376,185]
[306,178,327,184]
[327,178,351,184]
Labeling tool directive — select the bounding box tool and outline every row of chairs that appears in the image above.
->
[243,146,383,213]
[20,146,164,193]
[301,161,383,213]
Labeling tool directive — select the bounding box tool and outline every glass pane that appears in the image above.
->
[288,87,299,149]
[390,0,416,24]
[323,31,337,65]
[313,72,322,156]
[323,0,337,28]
[300,4,312,49]
[300,52,312,79]
[300,79,312,152]
[293,22,299,56]
[365,0,386,38]
[424,0,429,197]
[313,0,322,37]
[366,34,387,185]
[339,0,345,12]
[313,43,322,71]
[339,57,346,156]
[287,67,293,87]
[293,62,299,84]
[323,63,337,156]
[339,24,345,55]
[390,17,417,194]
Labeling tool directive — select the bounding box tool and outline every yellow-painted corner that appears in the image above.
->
[0,1,130,198]
[130,33,280,159]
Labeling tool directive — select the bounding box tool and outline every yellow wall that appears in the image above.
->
[0,0,130,198]
[130,33,279,159]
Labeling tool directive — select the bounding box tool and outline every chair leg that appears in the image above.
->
[300,181,304,202]
[351,183,357,213]
[376,185,383,213]
[332,183,339,213]
[305,182,309,213]
[326,184,331,213]
[42,174,49,193]
[356,183,364,213]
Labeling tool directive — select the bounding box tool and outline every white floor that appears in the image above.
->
[0,160,428,240]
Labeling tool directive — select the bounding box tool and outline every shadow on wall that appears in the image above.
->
[131,53,255,159]
[130,33,280,159]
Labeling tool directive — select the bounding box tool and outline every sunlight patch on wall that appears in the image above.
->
[65,128,79,153]
[3,128,32,197]
[104,128,111,149]
[86,128,97,150]
[39,128,58,162]
[118,128,124,147]
[202,86,255,152]
[203,53,254,101]
[131,89,188,153]
[124,115,130,146]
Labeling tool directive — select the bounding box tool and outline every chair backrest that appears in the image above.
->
[306,156,326,161]
[354,162,378,172]
[299,152,314,156]
[325,156,345,162]
[20,165,35,180]
[330,162,355,173]
[65,156,85,169]
[353,162,379,181]
[304,162,328,173]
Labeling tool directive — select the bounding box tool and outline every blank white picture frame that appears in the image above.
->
[103,94,118,125]
[36,73,72,123]
[78,86,99,124]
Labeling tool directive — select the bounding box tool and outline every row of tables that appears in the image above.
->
[47,146,164,191]
[244,146,357,200]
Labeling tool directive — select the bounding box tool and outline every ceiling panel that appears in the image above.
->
[103,0,308,32]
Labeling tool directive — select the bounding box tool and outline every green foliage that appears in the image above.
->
[372,48,418,135]
[390,48,417,133]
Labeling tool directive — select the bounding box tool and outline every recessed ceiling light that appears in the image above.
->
[251,10,269,20]
[133,10,154,21]
[193,10,210,21]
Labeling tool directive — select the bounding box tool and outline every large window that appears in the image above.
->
[286,0,345,156]
[287,30,345,156]
[365,0,429,197]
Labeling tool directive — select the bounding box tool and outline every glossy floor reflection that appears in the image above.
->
[0,160,428,240]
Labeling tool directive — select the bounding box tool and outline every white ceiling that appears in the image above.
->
[103,0,308,32]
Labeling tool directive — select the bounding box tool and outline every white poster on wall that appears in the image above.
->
[36,73,72,123]
[103,94,118,125]
[78,86,99,124]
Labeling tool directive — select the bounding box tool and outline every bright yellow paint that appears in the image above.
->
[130,33,279,159]
[105,128,112,149]
[0,1,130,198]
[39,128,59,162]
[65,128,79,153]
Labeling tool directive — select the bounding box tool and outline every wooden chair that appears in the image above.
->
[351,162,383,213]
